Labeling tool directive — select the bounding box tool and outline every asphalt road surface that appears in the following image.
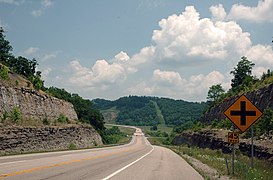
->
[0,127,203,180]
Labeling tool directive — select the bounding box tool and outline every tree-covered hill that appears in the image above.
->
[93,96,207,127]
[156,98,207,126]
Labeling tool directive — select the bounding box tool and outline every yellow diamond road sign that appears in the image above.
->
[224,95,263,133]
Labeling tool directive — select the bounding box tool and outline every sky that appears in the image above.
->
[0,0,272,102]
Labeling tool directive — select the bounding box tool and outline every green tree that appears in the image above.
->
[0,27,39,79]
[259,108,273,135]
[31,71,44,90]
[0,27,13,65]
[261,69,273,81]
[230,56,255,91]
[46,87,105,132]
[207,84,225,102]
[11,56,37,78]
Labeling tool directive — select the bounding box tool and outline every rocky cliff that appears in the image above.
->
[172,129,273,163]
[0,124,103,155]
[200,83,273,124]
[0,83,78,122]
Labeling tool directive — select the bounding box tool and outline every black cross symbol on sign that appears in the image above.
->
[230,101,256,126]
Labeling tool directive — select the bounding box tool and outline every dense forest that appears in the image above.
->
[93,96,207,127]
[156,98,207,126]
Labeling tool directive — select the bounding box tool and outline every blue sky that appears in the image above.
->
[0,0,272,101]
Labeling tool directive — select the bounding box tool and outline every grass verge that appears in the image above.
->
[104,124,135,145]
[167,144,273,180]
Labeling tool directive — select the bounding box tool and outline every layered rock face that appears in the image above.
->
[172,130,273,163]
[0,85,78,121]
[0,124,103,155]
[0,80,103,155]
[200,83,273,124]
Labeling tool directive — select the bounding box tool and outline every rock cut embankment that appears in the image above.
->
[0,83,78,121]
[0,124,103,155]
[172,129,273,163]
[200,83,273,124]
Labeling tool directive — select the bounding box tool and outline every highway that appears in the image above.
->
[0,127,203,180]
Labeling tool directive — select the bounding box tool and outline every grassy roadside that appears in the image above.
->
[148,139,273,180]
[104,124,135,145]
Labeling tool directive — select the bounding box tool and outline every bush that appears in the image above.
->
[216,118,232,129]
[103,126,127,144]
[11,107,22,122]
[43,118,50,125]
[68,143,76,150]
[32,76,44,90]
[57,113,69,123]
[1,111,9,122]
[243,108,273,138]
[0,65,9,80]
[150,125,158,131]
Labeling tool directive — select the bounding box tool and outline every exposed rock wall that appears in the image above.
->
[172,130,273,163]
[200,83,273,124]
[0,84,78,121]
[0,124,103,155]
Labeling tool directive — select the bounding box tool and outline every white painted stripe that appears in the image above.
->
[102,146,155,180]
[0,160,26,166]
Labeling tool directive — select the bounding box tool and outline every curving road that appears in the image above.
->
[0,127,203,180]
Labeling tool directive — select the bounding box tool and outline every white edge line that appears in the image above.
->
[0,160,26,166]
[102,145,155,180]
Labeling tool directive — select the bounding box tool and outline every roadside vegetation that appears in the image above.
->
[104,125,135,145]
[170,145,273,180]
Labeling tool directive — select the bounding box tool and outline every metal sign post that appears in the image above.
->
[251,127,254,169]
[232,126,235,174]
[223,94,263,174]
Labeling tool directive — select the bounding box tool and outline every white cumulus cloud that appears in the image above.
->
[0,0,24,5]
[210,4,227,21]
[42,0,53,8]
[228,0,273,23]
[32,0,54,17]
[152,6,251,64]
[128,70,230,101]
[114,51,130,62]
[68,59,130,89]
[253,66,269,77]
[24,47,39,55]
[41,51,59,61]
[246,44,273,67]
[152,69,185,86]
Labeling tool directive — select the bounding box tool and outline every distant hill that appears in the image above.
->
[93,96,208,126]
